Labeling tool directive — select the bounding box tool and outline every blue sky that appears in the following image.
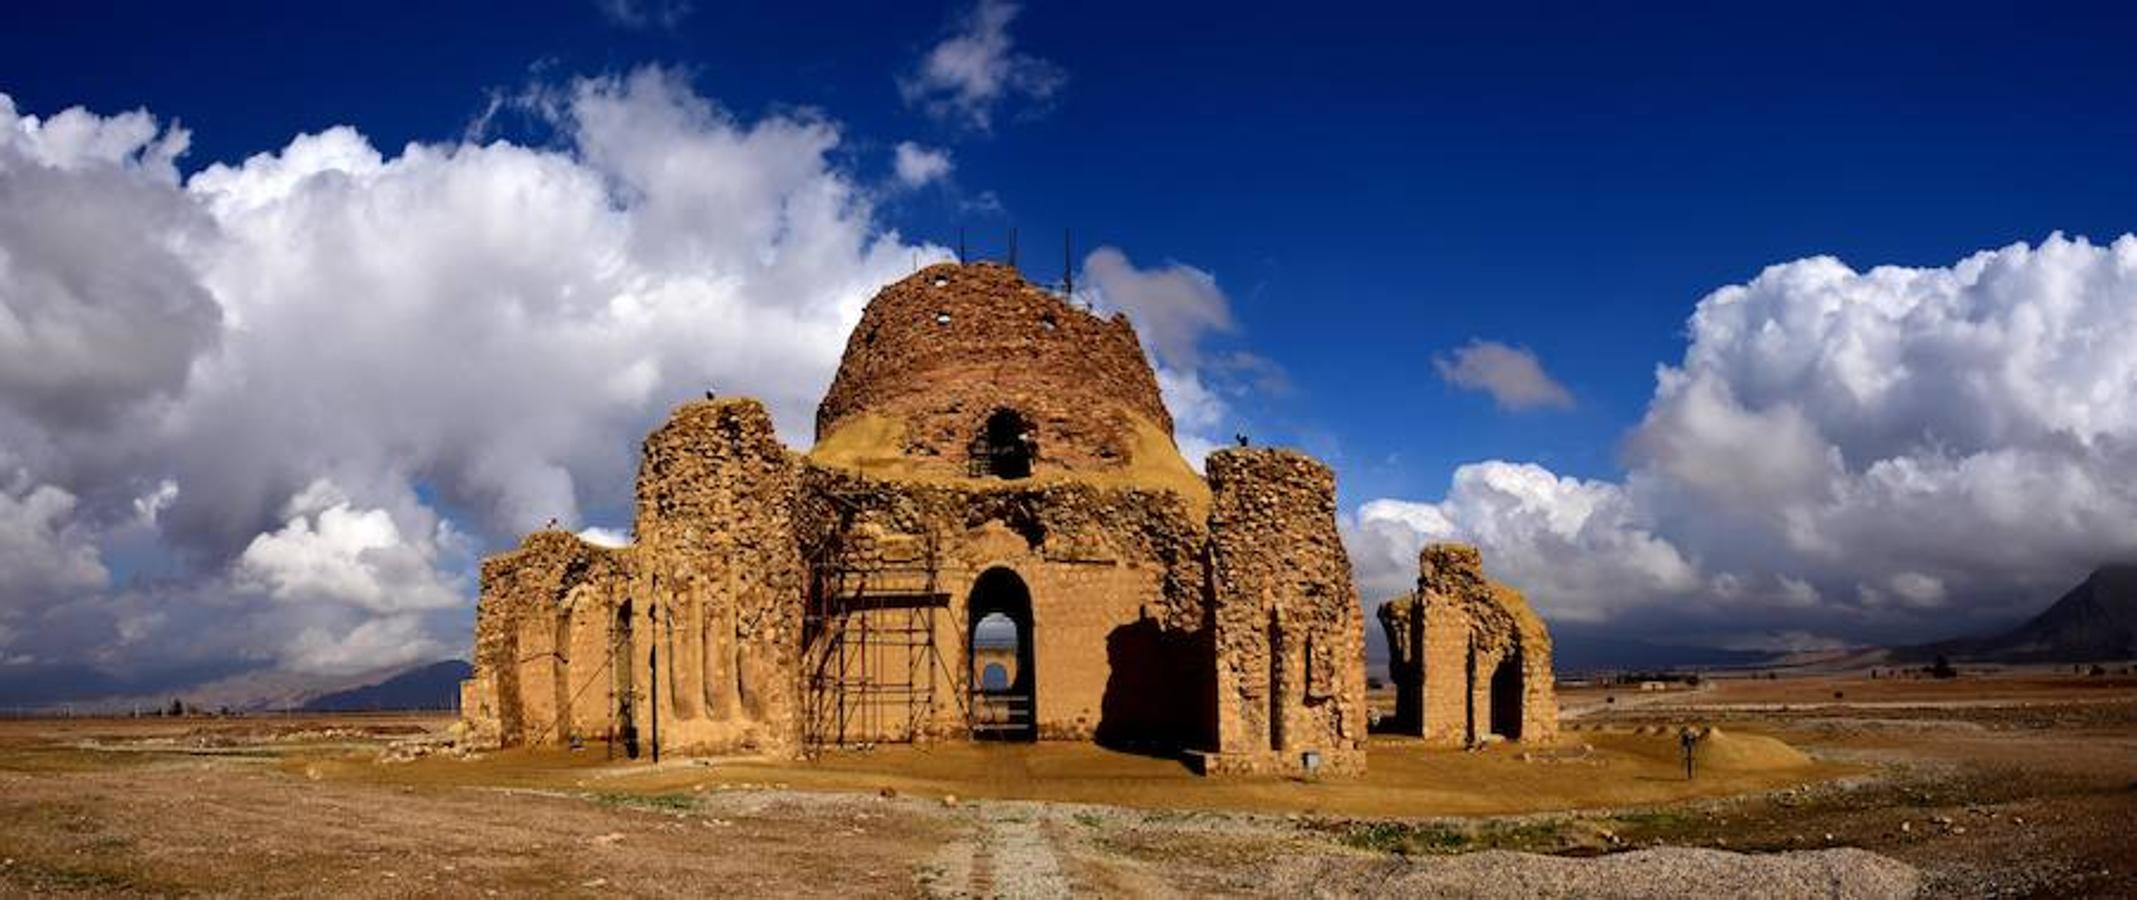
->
[8,1,2133,501]
[3,0,2136,698]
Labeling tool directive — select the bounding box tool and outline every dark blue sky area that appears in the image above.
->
[8,0,2134,504]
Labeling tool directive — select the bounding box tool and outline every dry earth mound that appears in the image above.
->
[1694,727,1815,771]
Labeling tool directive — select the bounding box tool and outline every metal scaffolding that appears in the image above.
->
[801,499,965,754]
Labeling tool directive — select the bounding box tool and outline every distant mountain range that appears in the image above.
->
[1546,625,1773,674]
[1897,565,2137,663]
[301,659,471,711]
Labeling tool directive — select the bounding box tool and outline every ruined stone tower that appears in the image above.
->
[1377,543,1558,747]
[458,261,1378,774]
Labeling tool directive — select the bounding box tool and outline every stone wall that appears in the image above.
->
[1376,592,1424,734]
[1203,448,1368,776]
[463,530,633,749]
[794,464,1212,750]
[460,263,1416,778]
[1379,543,1558,747]
[814,262,1172,476]
[631,398,808,756]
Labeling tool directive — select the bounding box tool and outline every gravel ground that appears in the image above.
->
[1279,847,1918,899]
[3,677,2131,899]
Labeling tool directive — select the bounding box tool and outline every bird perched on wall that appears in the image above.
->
[704,389,717,400]
[1235,433,1250,448]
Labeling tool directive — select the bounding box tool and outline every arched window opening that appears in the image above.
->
[968,409,1037,479]
[981,662,1010,692]
[973,612,1020,692]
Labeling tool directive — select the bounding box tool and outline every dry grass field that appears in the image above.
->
[0,669,2129,897]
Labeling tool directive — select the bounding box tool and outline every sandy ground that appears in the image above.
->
[0,670,2129,897]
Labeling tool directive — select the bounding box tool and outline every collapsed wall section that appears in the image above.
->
[633,398,807,755]
[1385,543,1558,747]
[1202,448,1368,775]
[463,531,633,749]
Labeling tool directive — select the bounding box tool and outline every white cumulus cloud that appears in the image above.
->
[1079,247,1268,469]
[1348,462,1698,617]
[0,476,109,615]
[1434,339,1574,411]
[236,481,461,615]
[576,526,631,548]
[0,69,941,692]
[0,96,221,430]
[1355,234,2137,648]
[898,0,1064,131]
[1080,246,1234,370]
[892,141,953,188]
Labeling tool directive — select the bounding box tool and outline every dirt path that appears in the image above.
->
[981,811,1072,898]
[944,803,1076,899]
[923,803,1077,899]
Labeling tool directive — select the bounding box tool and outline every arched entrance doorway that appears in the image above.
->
[968,567,1036,740]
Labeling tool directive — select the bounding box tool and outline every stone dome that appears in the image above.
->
[812,261,1189,484]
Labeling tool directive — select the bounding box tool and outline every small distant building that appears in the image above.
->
[1376,544,1559,746]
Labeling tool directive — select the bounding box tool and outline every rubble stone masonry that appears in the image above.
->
[462,261,1557,776]
[631,398,807,755]
[815,262,1172,476]
[1378,543,1558,747]
[1204,449,1369,775]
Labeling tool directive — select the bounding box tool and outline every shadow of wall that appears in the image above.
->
[1095,617,1216,758]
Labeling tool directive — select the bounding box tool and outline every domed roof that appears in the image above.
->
[811,262,1194,488]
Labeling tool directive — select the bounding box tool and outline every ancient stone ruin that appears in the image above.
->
[461,261,1550,774]
[1377,543,1558,747]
